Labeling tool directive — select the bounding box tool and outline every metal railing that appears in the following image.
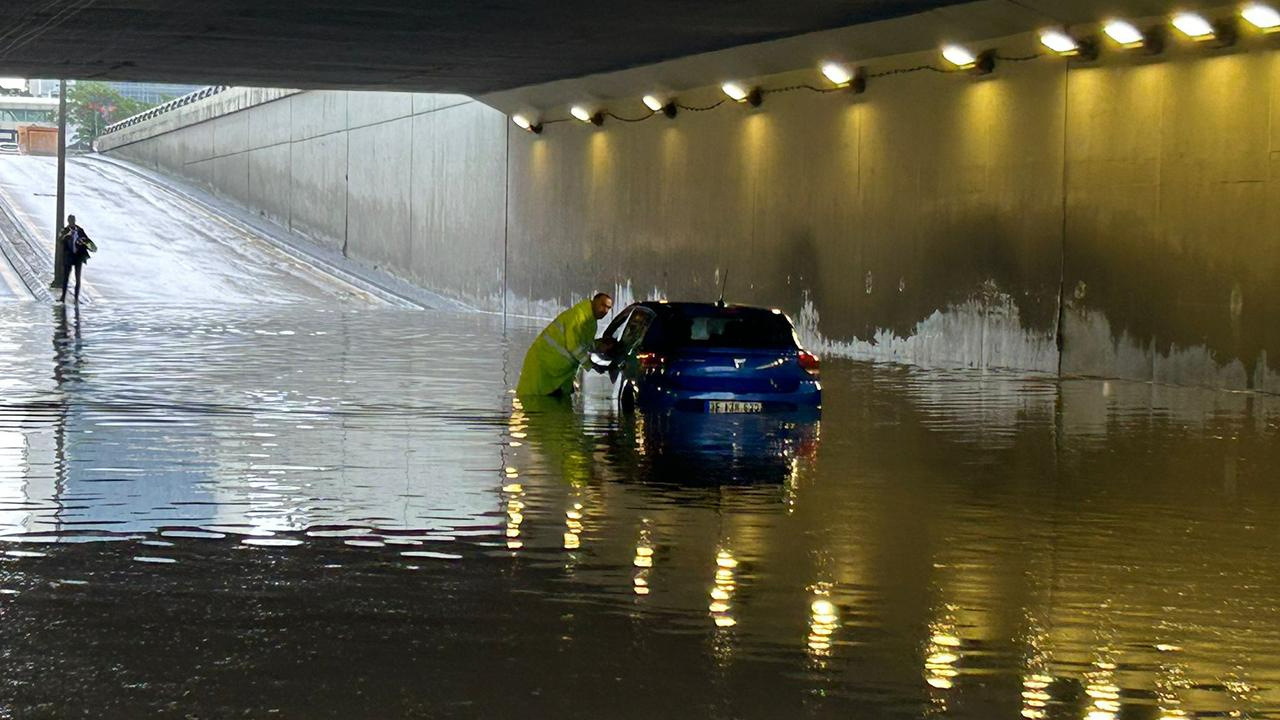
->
[100,85,231,135]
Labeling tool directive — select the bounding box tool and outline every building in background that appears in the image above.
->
[0,96,58,146]
[27,79,61,97]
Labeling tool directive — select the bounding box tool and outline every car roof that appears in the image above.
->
[632,301,784,314]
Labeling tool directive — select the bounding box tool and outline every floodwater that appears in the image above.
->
[2,301,1280,718]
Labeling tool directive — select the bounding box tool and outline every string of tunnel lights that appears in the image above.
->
[510,2,1280,134]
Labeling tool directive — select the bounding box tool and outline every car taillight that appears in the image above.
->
[798,350,820,377]
[637,352,666,370]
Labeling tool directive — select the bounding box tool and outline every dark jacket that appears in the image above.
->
[59,224,92,265]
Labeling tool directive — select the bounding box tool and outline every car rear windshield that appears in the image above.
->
[651,308,797,350]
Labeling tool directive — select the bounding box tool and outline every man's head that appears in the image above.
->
[591,292,613,320]
[67,214,75,225]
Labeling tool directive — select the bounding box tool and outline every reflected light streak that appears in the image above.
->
[925,620,961,697]
[508,397,528,443]
[1154,648,1192,720]
[563,501,584,550]
[633,522,655,596]
[783,456,800,513]
[709,547,738,628]
[504,398,528,550]
[502,478,524,550]
[1020,673,1053,719]
[1018,613,1055,720]
[807,585,839,659]
[1084,656,1121,720]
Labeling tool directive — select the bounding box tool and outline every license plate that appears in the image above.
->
[707,400,763,414]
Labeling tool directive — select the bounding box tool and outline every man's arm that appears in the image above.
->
[585,337,618,374]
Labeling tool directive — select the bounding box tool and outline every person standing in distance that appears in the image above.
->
[516,293,615,398]
[58,214,94,303]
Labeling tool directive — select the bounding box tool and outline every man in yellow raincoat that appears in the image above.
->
[516,293,614,397]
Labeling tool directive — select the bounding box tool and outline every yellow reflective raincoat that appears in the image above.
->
[516,299,599,396]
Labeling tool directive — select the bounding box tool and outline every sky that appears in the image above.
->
[0,78,27,91]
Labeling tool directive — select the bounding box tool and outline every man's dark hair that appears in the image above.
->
[593,292,612,302]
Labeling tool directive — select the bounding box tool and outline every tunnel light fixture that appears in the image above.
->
[511,114,542,134]
[821,62,853,86]
[1242,3,1280,31]
[721,82,748,101]
[941,45,995,74]
[1103,19,1145,46]
[570,105,603,126]
[1171,11,1237,46]
[1039,29,1099,59]
[1039,29,1079,53]
[721,82,762,107]
[1172,12,1215,38]
[820,62,867,93]
[643,94,678,118]
[1103,19,1165,53]
[941,44,977,67]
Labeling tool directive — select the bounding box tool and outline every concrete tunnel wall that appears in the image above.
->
[98,33,1280,393]
[103,89,509,311]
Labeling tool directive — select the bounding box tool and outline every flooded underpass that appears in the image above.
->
[1,301,1279,718]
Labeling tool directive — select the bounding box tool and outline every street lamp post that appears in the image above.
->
[51,79,67,289]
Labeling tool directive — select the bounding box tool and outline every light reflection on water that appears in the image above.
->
[2,302,1280,717]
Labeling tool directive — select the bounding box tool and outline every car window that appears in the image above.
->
[603,307,633,340]
[656,309,797,350]
[618,308,654,350]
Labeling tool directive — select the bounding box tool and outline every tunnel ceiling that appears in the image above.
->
[0,0,970,93]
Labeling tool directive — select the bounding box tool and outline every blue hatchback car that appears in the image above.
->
[596,302,822,413]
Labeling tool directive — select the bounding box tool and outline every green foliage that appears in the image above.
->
[66,82,151,141]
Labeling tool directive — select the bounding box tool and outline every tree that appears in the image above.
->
[66,82,150,142]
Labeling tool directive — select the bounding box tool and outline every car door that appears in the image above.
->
[606,306,656,402]
[616,307,655,355]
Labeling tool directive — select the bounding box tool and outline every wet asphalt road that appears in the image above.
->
[0,153,374,304]
[0,247,24,299]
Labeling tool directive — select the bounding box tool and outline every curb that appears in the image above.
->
[0,192,52,301]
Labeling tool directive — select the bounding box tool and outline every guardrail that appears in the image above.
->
[100,85,231,135]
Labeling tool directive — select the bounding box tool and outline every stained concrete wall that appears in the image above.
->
[1061,51,1280,393]
[504,37,1279,391]
[506,42,1066,373]
[98,34,1280,393]
[102,89,508,310]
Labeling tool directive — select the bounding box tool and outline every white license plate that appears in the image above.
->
[707,400,763,414]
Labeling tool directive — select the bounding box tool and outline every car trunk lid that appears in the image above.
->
[661,348,801,394]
